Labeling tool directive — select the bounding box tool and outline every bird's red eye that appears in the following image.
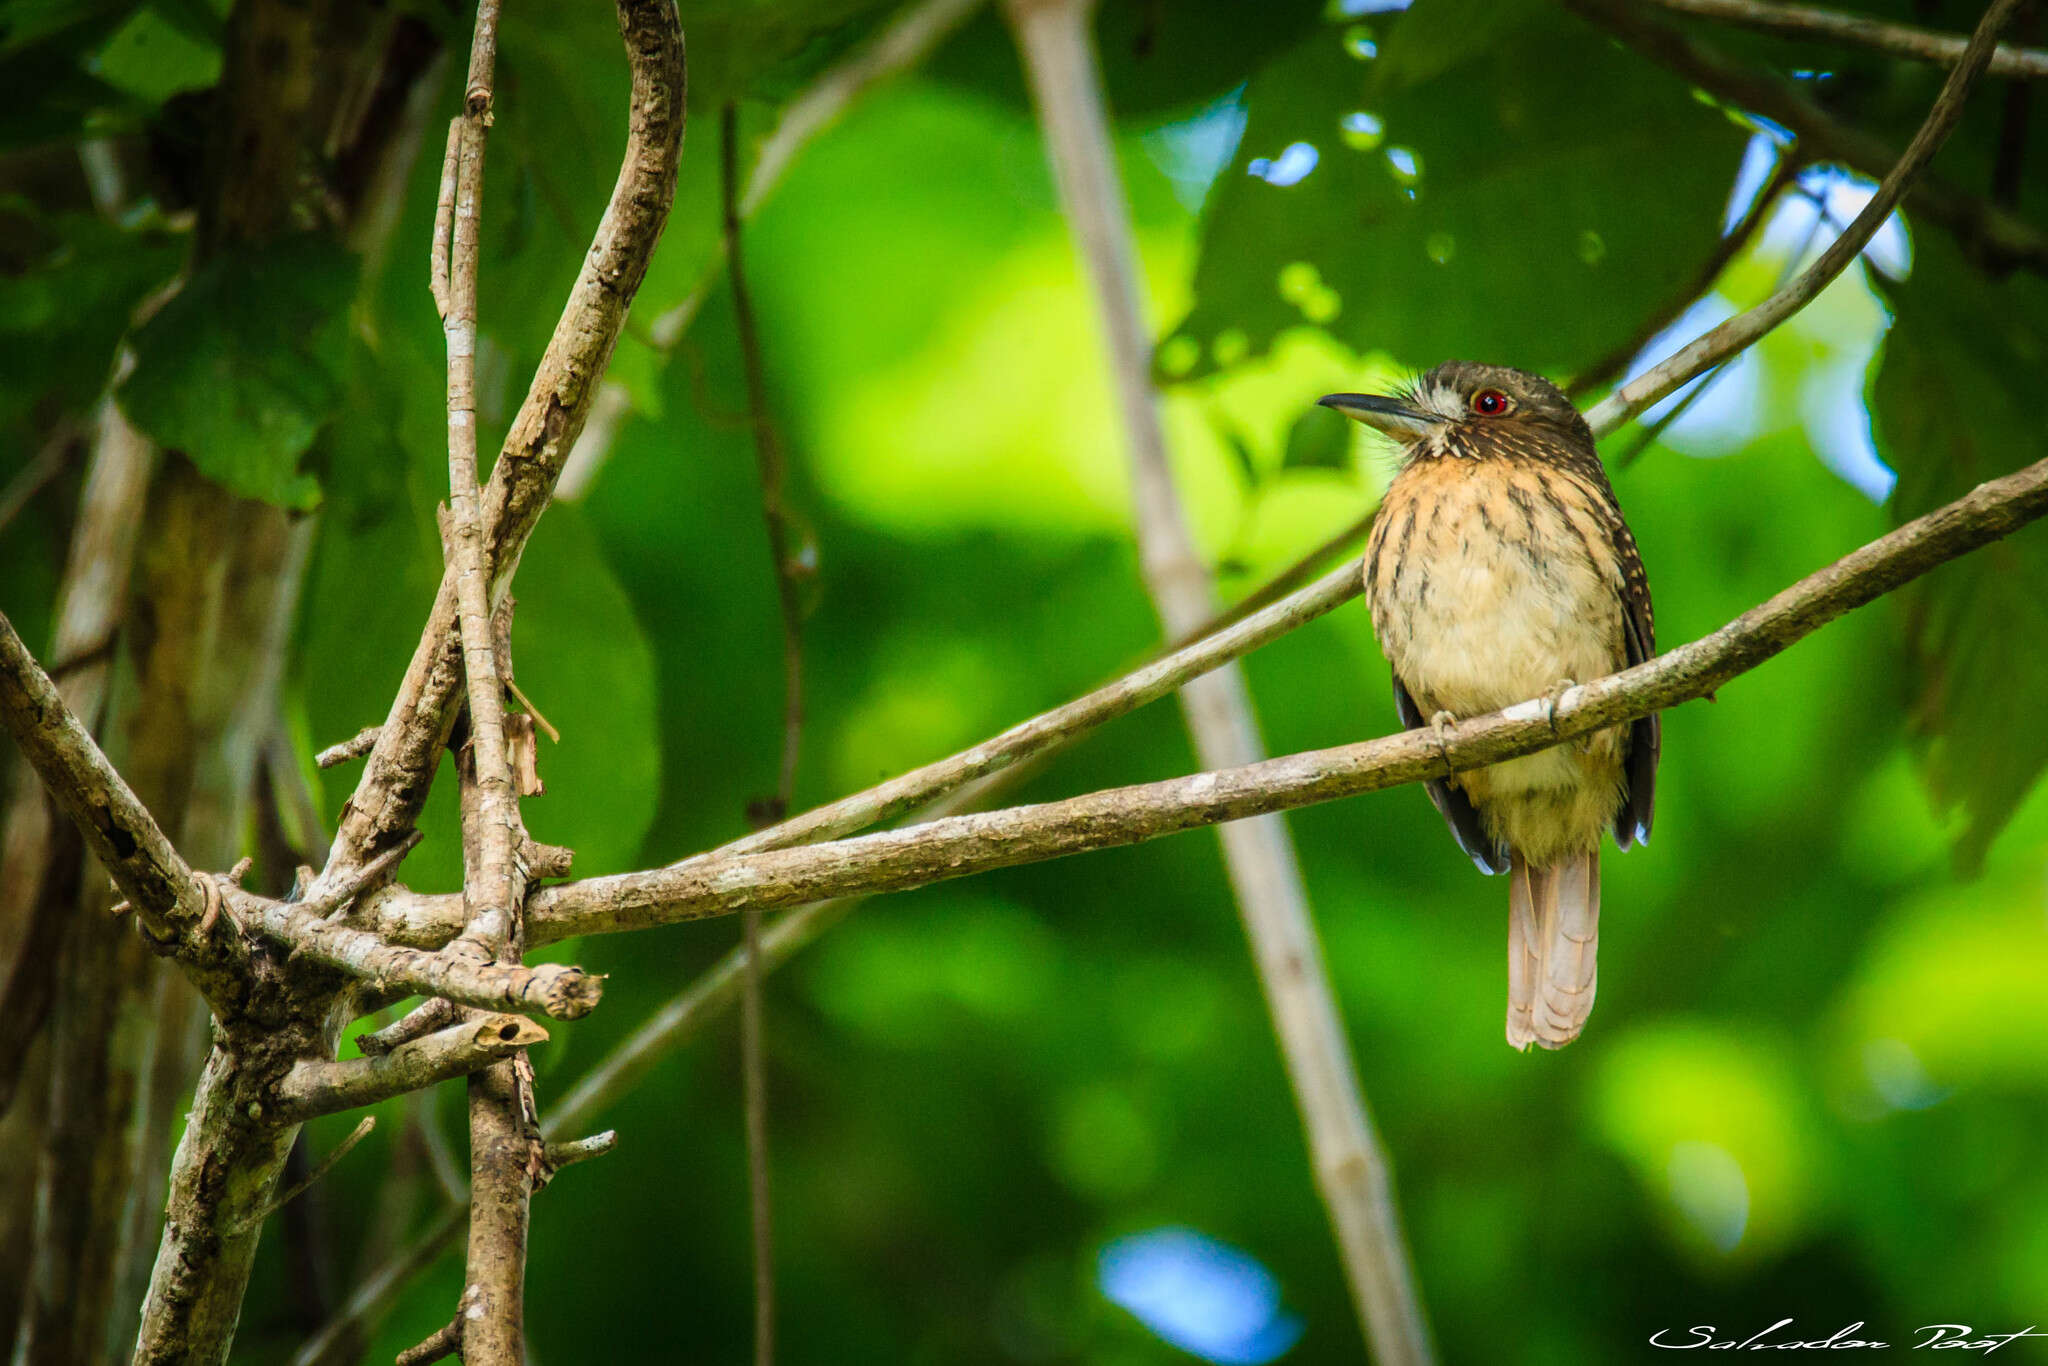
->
[1472,389,1509,416]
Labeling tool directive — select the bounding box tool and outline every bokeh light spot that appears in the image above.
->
[1099,1228,1304,1365]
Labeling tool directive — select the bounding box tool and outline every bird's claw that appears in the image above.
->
[1429,710,1457,770]
[1542,679,1576,735]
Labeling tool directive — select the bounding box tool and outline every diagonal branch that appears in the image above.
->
[0,608,211,953]
[1580,0,2030,435]
[293,445,2048,1353]
[707,562,1362,859]
[1645,0,2048,79]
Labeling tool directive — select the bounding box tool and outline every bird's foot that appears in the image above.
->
[1542,678,1577,735]
[1429,709,1458,770]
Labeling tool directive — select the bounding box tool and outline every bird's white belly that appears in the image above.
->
[1386,530,1620,720]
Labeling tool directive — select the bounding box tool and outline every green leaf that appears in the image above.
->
[1870,236,2048,874]
[119,233,357,509]
[92,5,220,103]
[1167,5,1746,380]
[0,207,181,434]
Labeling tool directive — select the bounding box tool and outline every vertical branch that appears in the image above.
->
[441,3,521,964]
[1003,3,1436,1363]
[721,100,794,1366]
[429,6,541,1364]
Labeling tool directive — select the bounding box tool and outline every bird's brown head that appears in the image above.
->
[1319,361,1594,462]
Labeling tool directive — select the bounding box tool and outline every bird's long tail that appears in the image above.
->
[1506,849,1600,1050]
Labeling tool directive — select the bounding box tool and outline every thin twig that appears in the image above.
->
[742,0,987,217]
[359,996,461,1056]
[429,118,461,319]
[296,830,422,919]
[396,1287,478,1366]
[1644,0,2048,79]
[723,99,791,1366]
[1005,2,1434,1359]
[504,677,558,743]
[1582,0,2030,436]
[541,1130,617,1171]
[1173,511,1375,649]
[315,725,382,769]
[228,1118,377,1236]
[0,422,76,536]
[700,555,1362,861]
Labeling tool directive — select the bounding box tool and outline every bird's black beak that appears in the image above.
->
[1317,392,1442,439]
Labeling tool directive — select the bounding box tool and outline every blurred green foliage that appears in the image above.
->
[4,1,2048,1363]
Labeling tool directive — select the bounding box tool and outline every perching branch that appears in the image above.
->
[1645,0,2048,79]
[512,451,2048,940]
[1566,0,2048,279]
[1581,0,2029,435]
[272,1016,548,1122]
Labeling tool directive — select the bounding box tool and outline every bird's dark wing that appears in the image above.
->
[1392,674,1509,875]
[1558,453,1660,851]
[1608,513,1658,850]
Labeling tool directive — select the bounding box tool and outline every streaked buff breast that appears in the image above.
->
[1366,455,1629,862]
